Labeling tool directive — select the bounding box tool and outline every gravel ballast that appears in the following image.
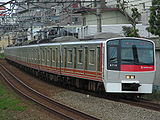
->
[53,91,160,120]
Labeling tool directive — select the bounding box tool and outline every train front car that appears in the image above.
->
[104,38,155,93]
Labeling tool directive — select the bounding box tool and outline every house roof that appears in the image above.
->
[74,7,120,14]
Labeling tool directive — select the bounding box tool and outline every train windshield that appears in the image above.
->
[121,40,154,65]
[107,39,154,71]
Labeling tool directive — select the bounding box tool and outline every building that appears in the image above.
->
[76,0,154,38]
[0,33,14,53]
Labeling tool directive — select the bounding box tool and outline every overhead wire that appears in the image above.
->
[0,0,155,34]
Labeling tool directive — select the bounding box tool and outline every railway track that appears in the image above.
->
[0,59,160,119]
[0,63,100,120]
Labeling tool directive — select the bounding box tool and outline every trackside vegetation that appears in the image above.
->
[143,89,160,102]
[0,53,4,59]
[0,82,27,119]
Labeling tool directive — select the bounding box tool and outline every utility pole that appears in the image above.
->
[27,2,33,41]
[96,0,102,33]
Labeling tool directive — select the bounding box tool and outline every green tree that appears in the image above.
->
[147,0,160,37]
[122,8,140,37]
[131,8,141,31]
[122,26,139,37]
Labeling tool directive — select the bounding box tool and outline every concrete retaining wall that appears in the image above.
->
[154,50,160,90]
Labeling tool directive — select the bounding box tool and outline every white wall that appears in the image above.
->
[78,24,156,38]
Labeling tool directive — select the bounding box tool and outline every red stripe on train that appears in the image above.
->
[121,65,155,72]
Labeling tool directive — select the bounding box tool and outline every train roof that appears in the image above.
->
[5,37,154,49]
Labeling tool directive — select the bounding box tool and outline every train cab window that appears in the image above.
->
[107,40,120,71]
[107,46,120,70]
[89,49,95,65]
[107,40,119,45]
[68,49,73,63]
[109,47,117,64]
[78,49,83,64]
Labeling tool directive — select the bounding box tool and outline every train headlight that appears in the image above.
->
[126,75,135,79]
[126,75,130,79]
[130,75,135,79]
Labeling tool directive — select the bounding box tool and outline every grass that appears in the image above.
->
[0,53,4,59]
[0,82,27,119]
[143,89,160,101]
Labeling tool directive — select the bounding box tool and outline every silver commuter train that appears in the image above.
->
[4,37,156,94]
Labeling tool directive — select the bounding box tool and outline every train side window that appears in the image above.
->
[68,49,73,63]
[52,50,56,62]
[78,49,83,64]
[45,48,47,65]
[56,48,59,63]
[42,49,45,65]
[50,48,52,66]
[40,48,43,64]
[35,48,38,63]
[84,47,88,70]
[47,49,50,65]
[89,49,95,65]
[97,47,100,71]
[64,48,67,67]
[32,49,34,63]
[73,47,77,68]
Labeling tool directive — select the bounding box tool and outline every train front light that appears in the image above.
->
[126,75,135,79]
[130,75,135,79]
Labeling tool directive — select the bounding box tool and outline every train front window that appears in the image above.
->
[107,39,154,71]
[121,40,154,65]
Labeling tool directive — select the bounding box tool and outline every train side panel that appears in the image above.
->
[61,42,104,82]
[39,43,61,74]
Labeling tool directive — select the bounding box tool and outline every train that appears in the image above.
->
[4,37,156,94]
